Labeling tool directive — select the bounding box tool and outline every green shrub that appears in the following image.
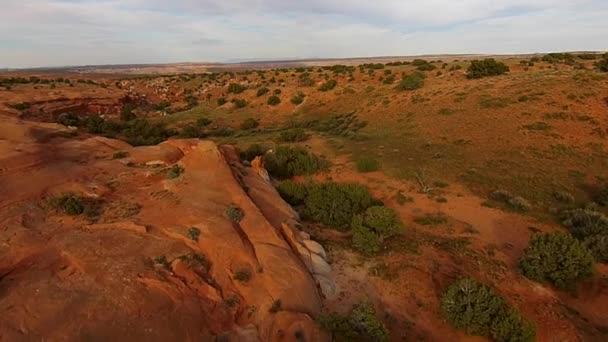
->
[396,73,425,91]
[267,95,281,106]
[596,56,608,72]
[318,79,338,91]
[490,190,531,211]
[519,233,595,289]
[382,75,395,85]
[232,98,248,108]
[57,112,81,127]
[112,151,128,159]
[188,227,201,241]
[561,209,608,263]
[278,128,308,142]
[303,183,373,229]
[217,97,227,106]
[291,92,305,105]
[228,83,246,94]
[196,117,212,127]
[594,186,608,206]
[467,59,510,79]
[562,209,608,240]
[265,146,328,179]
[120,104,136,121]
[240,144,268,162]
[441,278,535,342]
[234,269,252,282]
[417,63,437,71]
[240,118,259,130]
[318,302,388,342]
[123,119,175,146]
[167,165,184,179]
[273,88,282,95]
[256,87,269,97]
[269,299,282,313]
[356,157,379,173]
[9,102,31,110]
[277,181,310,206]
[49,193,85,216]
[352,206,402,255]
[225,205,244,222]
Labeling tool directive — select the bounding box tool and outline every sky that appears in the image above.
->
[1,0,607,68]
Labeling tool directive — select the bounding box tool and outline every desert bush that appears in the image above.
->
[265,146,328,179]
[352,206,402,255]
[318,79,338,91]
[356,157,379,173]
[278,128,308,142]
[303,183,373,229]
[196,117,212,127]
[298,74,315,87]
[273,88,282,95]
[228,83,246,94]
[217,97,227,106]
[396,72,425,91]
[561,209,608,240]
[561,209,608,262]
[519,233,595,289]
[49,193,85,216]
[120,104,137,121]
[553,191,575,204]
[277,181,310,206]
[256,87,269,97]
[240,118,260,130]
[239,144,268,162]
[449,64,463,71]
[225,205,244,222]
[267,95,281,106]
[467,59,510,79]
[441,278,535,342]
[417,63,437,71]
[596,56,608,72]
[594,186,608,206]
[9,102,31,110]
[318,302,388,342]
[57,112,81,127]
[411,59,429,66]
[490,190,531,211]
[188,227,201,241]
[167,165,184,179]
[123,119,175,146]
[112,151,128,159]
[291,92,305,105]
[232,98,248,108]
[233,269,252,282]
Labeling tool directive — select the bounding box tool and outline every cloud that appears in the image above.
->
[0,0,606,67]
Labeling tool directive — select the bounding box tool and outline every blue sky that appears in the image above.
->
[1,0,606,68]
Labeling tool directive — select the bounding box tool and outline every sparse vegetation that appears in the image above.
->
[112,151,128,159]
[441,278,535,341]
[233,269,252,282]
[269,299,282,313]
[49,193,85,216]
[240,143,269,162]
[256,87,269,97]
[278,128,308,142]
[561,209,608,263]
[318,302,388,342]
[519,233,595,289]
[490,190,531,211]
[356,157,379,173]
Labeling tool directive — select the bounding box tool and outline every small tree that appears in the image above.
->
[228,83,246,94]
[519,233,595,289]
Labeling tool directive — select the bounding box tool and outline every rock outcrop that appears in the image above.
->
[0,112,329,341]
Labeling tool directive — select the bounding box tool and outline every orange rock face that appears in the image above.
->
[0,112,327,341]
